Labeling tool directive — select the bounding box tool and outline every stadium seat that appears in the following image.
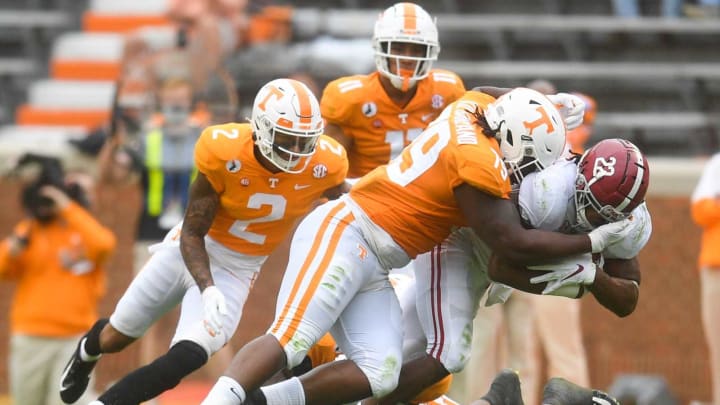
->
[51,32,125,81]
[83,0,171,33]
[16,80,115,129]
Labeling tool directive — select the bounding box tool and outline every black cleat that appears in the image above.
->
[481,368,524,405]
[59,337,99,404]
[542,378,620,405]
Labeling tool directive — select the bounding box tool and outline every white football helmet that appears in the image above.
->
[373,2,440,91]
[251,78,323,173]
[484,87,567,185]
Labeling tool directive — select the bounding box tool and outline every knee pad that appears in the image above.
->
[355,354,402,398]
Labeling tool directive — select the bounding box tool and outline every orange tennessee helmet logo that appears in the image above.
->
[523,106,555,135]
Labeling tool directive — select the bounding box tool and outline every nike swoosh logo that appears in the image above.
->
[230,387,244,401]
[421,113,434,122]
[561,264,584,282]
[294,184,311,190]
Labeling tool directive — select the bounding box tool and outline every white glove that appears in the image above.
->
[547,92,585,130]
[587,217,634,253]
[201,286,228,336]
[529,255,597,295]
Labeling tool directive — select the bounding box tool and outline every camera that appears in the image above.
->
[14,154,89,221]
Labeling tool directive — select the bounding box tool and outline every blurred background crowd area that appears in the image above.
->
[0,0,719,404]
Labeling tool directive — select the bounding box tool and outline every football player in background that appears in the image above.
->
[321,2,465,180]
[58,78,349,405]
[201,87,632,405]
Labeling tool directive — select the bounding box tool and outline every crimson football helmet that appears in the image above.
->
[251,78,323,173]
[574,138,650,230]
[373,3,440,91]
[484,87,567,185]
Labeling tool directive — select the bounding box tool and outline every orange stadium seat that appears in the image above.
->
[82,12,172,33]
[16,80,115,130]
[16,106,110,129]
[82,0,171,32]
[51,33,125,81]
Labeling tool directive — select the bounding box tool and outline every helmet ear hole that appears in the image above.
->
[505,128,514,147]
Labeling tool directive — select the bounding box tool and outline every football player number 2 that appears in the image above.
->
[229,193,287,244]
[387,129,450,187]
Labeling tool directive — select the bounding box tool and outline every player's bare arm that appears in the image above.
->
[454,183,591,265]
[324,123,354,155]
[488,255,640,317]
[588,258,640,317]
[180,172,220,291]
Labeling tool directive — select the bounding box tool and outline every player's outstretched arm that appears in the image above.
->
[455,184,592,265]
[488,254,641,317]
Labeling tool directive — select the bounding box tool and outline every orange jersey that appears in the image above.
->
[321,70,465,178]
[194,123,348,256]
[350,91,511,258]
[0,203,116,337]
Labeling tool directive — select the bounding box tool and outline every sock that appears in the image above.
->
[98,340,208,404]
[202,376,247,405]
[260,376,306,405]
[83,318,109,358]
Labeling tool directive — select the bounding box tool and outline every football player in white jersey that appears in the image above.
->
[374,137,651,404]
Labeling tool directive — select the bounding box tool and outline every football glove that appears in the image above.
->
[547,92,585,130]
[201,286,228,337]
[529,253,597,295]
[588,217,634,253]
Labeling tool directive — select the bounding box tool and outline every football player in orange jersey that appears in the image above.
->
[201,87,634,405]
[321,2,466,179]
[58,78,349,405]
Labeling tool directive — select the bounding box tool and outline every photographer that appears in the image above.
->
[0,158,116,405]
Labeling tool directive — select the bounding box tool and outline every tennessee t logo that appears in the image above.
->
[523,107,555,135]
[257,85,283,111]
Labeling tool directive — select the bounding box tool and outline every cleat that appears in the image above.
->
[542,378,619,405]
[482,368,524,405]
[59,337,98,404]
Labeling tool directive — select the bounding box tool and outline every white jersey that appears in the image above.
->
[518,159,653,259]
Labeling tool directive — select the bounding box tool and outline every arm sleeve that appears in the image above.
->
[60,203,117,266]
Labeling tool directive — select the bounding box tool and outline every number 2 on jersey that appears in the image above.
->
[229,193,287,244]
